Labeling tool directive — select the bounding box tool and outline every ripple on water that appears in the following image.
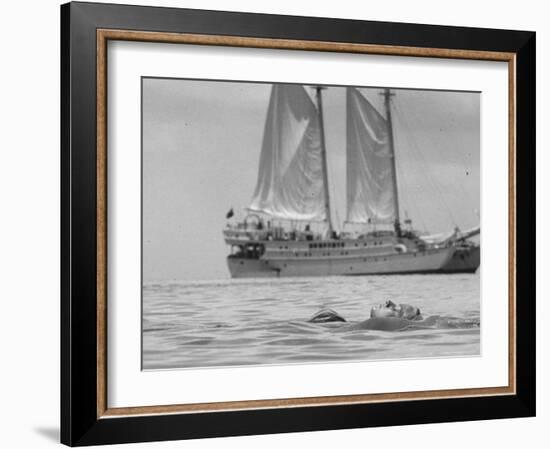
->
[142,274,480,369]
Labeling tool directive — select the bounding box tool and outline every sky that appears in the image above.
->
[142,78,480,281]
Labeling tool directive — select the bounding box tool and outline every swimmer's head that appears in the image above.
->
[370,300,399,318]
[370,300,422,320]
[400,304,422,320]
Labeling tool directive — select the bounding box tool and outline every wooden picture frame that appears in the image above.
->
[61,1,535,446]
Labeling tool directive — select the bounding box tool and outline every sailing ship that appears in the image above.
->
[223,84,480,278]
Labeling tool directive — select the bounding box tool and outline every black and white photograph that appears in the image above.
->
[142,78,481,370]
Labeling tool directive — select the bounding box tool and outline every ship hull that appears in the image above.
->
[440,244,480,273]
[228,246,465,278]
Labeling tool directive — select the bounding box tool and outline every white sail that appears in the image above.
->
[249,84,326,221]
[346,88,397,224]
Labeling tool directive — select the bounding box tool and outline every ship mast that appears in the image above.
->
[314,86,334,236]
[382,88,401,235]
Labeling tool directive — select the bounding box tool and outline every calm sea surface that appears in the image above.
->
[142,273,480,370]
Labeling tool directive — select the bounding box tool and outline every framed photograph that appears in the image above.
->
[61,1,535,446]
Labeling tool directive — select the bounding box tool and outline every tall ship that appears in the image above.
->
[223,84,480,278]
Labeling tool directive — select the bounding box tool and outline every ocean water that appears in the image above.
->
[142,273,480,370]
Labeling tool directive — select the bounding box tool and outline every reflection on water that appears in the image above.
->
[142,274,480,370]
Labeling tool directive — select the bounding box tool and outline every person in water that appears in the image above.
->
[370,300,422,320]
[308,300,478,331]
